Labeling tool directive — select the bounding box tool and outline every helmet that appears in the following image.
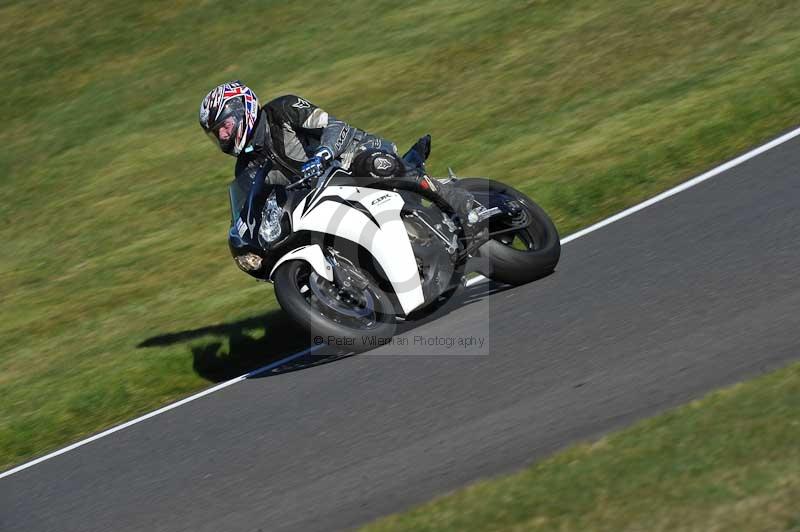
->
[199,80,259,156]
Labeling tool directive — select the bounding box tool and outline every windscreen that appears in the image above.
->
[228,180,248,224]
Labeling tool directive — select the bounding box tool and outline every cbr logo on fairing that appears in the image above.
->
[371,194,391,205]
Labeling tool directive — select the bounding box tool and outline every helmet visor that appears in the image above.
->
[205,98,245,154]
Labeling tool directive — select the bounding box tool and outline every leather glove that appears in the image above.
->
[301,147,333,179]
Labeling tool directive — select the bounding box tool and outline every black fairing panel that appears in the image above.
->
[228,164,313,279]
[229,229,311,280]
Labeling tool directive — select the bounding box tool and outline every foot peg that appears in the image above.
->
[467,207,502,225]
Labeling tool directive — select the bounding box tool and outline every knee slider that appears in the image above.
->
[353,149,402,178]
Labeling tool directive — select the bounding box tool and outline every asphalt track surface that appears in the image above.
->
[3,133,800,531]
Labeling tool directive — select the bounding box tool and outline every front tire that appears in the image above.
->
[459,178,561,285]
[273,260,396,353]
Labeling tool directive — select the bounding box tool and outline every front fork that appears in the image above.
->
[327,248,370,293]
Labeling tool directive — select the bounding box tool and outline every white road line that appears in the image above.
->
[458,125,800,284]
[0,346,322,480]
[560,126,800,243]
[3,124,800,480]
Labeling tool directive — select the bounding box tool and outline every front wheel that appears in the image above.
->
[273,260,396,352]
[459,178,561,285]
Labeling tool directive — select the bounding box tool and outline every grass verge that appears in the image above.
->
[2,0,800,469]
[361,361,800,532]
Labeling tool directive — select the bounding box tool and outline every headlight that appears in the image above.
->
[235,253,263,271]
[259,191,284,244]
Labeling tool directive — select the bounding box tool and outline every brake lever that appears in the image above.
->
[288,161,343,191]
[286,177,311,190]
[314,161,343,190]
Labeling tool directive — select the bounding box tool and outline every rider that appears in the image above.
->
[199,80,484,238]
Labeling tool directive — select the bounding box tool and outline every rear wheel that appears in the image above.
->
[273,260,396,352]
[459,178,560,285]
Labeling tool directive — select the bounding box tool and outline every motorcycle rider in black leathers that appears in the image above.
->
[199,80,483,238]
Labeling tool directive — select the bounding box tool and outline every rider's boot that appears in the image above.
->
[433,179,489,244]
[402,136,488,244]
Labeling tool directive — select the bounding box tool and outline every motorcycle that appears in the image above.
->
[227,137,561,351]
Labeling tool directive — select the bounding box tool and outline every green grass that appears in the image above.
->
[361,361,800,532]
[2,0,800,470]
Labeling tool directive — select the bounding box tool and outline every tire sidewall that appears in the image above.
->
[273,260,397,352]
[458,178,561,285]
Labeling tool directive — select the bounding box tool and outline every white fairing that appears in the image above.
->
[269,244,334,282]
[292,185,425,314]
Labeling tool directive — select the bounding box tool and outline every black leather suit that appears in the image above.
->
[234,94,474,219]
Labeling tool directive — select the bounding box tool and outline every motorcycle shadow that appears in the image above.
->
[137,309,341,383]
[400,278,508,332]
[137,279,509,383]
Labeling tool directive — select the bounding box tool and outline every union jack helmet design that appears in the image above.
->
[199,80,259,156]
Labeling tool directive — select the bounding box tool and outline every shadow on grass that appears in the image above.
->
[137,308,333,382]
[138,279,512,383]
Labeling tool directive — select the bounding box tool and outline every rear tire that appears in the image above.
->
[273,260,396,353]
[459,178,560,285]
